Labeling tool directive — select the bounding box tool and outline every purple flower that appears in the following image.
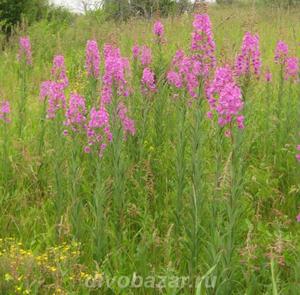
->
[40,81,66,119]
[18,36,32,65]
[191,14,216,77]
[117,102,136,137]
[167,50,201,98]
[296,213,300,222]
[141,67,156,94]
[0,100,11,123]
[101,44,130,104]
[153,20,164,38]
[235,32,261,78]
[206,65,244,133]
[132,44,140,59]
[64,93,87,132]
[51,55,69,87]
[284,57,299,82]
[274,40,289,64]
[85,40,100,78]
[167,71,183,89]
[140,46,152,67]
[265,70,272,82]
[86,106,112,157]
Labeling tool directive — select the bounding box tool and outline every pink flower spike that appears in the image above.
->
[235,32,261,78]
[141,67,156,94]
[0,100,11,123]
[153,20,164,38]
[117,102,136,136]
[85,40,100,78]
[140,46,152,67]
[284,57,299,82]
[265,71,272,82]
[274,40,289,64]
[64,93,87,132]
[18,36,32,65]
[132,44,140,59]
[191,14,216,77]
[51,55,69,88]
[206,65,244,131]
[296,213,300,222]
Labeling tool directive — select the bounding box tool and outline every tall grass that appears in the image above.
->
[0,5,299,294]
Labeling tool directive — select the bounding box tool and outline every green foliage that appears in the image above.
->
[0,0,48,37]
[0,4,300,295]
[102,0,189,20]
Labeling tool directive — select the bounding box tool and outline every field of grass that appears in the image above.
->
[0,4,299,294]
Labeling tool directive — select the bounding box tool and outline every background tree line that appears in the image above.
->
[1,0,299,40]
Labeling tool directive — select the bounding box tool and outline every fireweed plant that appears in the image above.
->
[0,9,299,294]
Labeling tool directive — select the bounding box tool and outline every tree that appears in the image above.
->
[0,0,48,38]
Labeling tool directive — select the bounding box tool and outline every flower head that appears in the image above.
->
[141,67,156,94]
[101,44,130,104]
[167,50,201,98]
[274,40,289,64]
[191,14,216,77]
[206,65,244,133]
[18,36,32,65]
[235,32,261,77]
[40,81,66,119]
[117,102,136,137]
[85,106,112,157]
[265,70,272,82]
[132,44,140,59]
[296,145,300,162]
[140,46,152,67]
[64,93,87,132]
[284,57,299,82]
[153,20,164,38]
[51,55,68,87]
[85,40,100,78]
[0,100,11,123]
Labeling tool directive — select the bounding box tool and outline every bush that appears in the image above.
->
[0,0,48,38]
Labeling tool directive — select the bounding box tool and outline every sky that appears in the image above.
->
[50,0,216,13]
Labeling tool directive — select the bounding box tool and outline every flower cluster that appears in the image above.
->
[265,70,272,83]
[153,20,164,40]
[131,45,152,67]
[40,55,69,119]
[284,57,299,82]
[167,50,201,98]
[296,145,300,162]
[274,40,289,64]
[51,55,69,87]
[85,106,112,157]
[141,67,156,94]
[64,93,87,133]
[191,14,216,77]
[235,32,261,77]
[206,65,244,134]
[85,40,100,78]
[117,102,136,137]
[18,36,32,65]
[132,44,140,59]
[102,44,130,105]
[0,100,10,123]
[40,81,66,119]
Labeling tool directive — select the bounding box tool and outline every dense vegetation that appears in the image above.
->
[0,2,299,295]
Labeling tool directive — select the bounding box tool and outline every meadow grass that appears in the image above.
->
[0,4,299,295]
